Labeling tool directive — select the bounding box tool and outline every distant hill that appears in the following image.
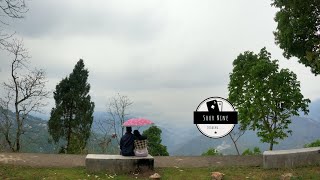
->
[0,109,56,153]
[304,99,320,121]
[164,99,320,155]
[169,116,320,156]
[0,111,119,154]
[1,99,319,155]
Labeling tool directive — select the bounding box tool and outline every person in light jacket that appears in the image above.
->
[133,130,148,157]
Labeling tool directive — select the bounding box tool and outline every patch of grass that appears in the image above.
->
[0,164,320,180]
[0,165,85,180]
[0,165,131,180]
[159,166,320,180]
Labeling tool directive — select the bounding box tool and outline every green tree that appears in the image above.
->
[272,0,320,75]
[201,148,221,156]
[142,126,169,156]
[48,59,95,154]
[304,139,320,148]
[242,147,261,155]
[228,48,310,150]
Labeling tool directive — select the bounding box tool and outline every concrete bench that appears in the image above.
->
[263,147,320,168]
[85,154,154,173]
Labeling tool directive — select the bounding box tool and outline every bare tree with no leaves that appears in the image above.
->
[107,93,133,145]
[0,0,28,48]
[229,125,246,155]
[91,117,117,153]
[0,39,49,152]
[90,94,132,153]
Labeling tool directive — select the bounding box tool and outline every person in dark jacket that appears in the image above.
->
[120,127,134,156]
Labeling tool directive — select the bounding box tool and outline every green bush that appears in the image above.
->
[142,126,169,156]
[304,139,320,148]
[201,148,222,156]
[242,147,261,155]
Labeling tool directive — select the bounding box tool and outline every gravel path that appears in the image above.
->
[0,153,262,168]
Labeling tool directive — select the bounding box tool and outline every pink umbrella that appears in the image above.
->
[122,118,154,127]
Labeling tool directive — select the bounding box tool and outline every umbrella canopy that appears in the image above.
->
[123,118,154,127]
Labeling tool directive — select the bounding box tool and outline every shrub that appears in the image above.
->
[201,148,222,156]
[304,139,320,148]
[242,147,261,155]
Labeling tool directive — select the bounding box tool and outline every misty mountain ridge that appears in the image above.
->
[170,116,320,156]
[161,99,320,155]
[1,99,319,155]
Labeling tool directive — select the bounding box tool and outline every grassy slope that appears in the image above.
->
[0,164,320,180]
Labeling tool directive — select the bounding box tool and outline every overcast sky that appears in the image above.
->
[1,0,319,126]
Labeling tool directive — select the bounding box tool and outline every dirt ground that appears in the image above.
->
[0,153,262,168]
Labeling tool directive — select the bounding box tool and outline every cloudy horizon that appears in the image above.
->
[1,0,319,127]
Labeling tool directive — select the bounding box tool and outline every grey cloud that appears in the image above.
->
[82,49,230,92]
[12,0,165,42]
[2,0,319,127]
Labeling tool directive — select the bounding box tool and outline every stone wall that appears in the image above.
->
[263,147,320,168]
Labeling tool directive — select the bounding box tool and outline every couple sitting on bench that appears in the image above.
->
[120,127,148,157]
